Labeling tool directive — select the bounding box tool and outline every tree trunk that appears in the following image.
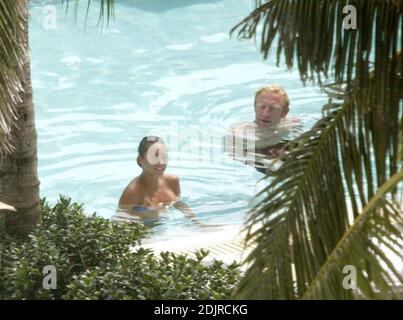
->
[0,0,41,236]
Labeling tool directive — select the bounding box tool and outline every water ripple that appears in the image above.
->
[30,0,327,240]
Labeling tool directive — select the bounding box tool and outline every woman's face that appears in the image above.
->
[139,142,168,175]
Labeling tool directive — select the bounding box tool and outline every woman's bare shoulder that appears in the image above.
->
[118,178,143,206]
[165,174,180,195]
[165,173,179,181]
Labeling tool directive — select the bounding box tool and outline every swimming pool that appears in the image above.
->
[29,0,328,241]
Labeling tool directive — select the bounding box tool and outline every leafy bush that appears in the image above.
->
[65,249,238,300]
[0,195,239,300]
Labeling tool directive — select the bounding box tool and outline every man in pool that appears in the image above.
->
[225,85,301,172]
[117,136,211,226]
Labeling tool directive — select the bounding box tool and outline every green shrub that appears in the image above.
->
[0,195,239,300]
[65,249,239,300]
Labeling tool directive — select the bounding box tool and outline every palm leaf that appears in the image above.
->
[234,96,402,299]
[62,0,116,29]
[231,0,402,85]
[0,1,25,157]
[302,170,403,299]
[232,0,402,299]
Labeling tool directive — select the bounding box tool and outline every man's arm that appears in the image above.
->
[261,142,287,159]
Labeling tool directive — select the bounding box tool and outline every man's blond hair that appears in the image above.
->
[254,85,290,114]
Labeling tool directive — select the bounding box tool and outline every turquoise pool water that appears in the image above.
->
[29,0,327,241]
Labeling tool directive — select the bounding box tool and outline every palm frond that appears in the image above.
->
[0,1,25,158]
[231,0,402,85]
[62,0,116,29]
[302,171,403,299]
[234,94,402,299]
[232,0,402,299]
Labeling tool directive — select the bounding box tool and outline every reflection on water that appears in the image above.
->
[118,0,225,13]
[113,197,179,226]
[112,208,166,229]
[29,0,327,241]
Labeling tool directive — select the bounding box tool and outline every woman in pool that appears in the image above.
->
[118,136,206,225]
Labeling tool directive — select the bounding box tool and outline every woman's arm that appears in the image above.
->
[168,175,222,228]
[172,200,205,226]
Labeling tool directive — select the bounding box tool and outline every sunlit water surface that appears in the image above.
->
[29,0,327,241]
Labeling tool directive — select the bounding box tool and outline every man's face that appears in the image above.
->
[254,92,287,128]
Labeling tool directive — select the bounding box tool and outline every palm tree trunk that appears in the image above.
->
[0,0,41,236]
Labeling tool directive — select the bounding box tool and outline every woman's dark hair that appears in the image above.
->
[137,136,164,167]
